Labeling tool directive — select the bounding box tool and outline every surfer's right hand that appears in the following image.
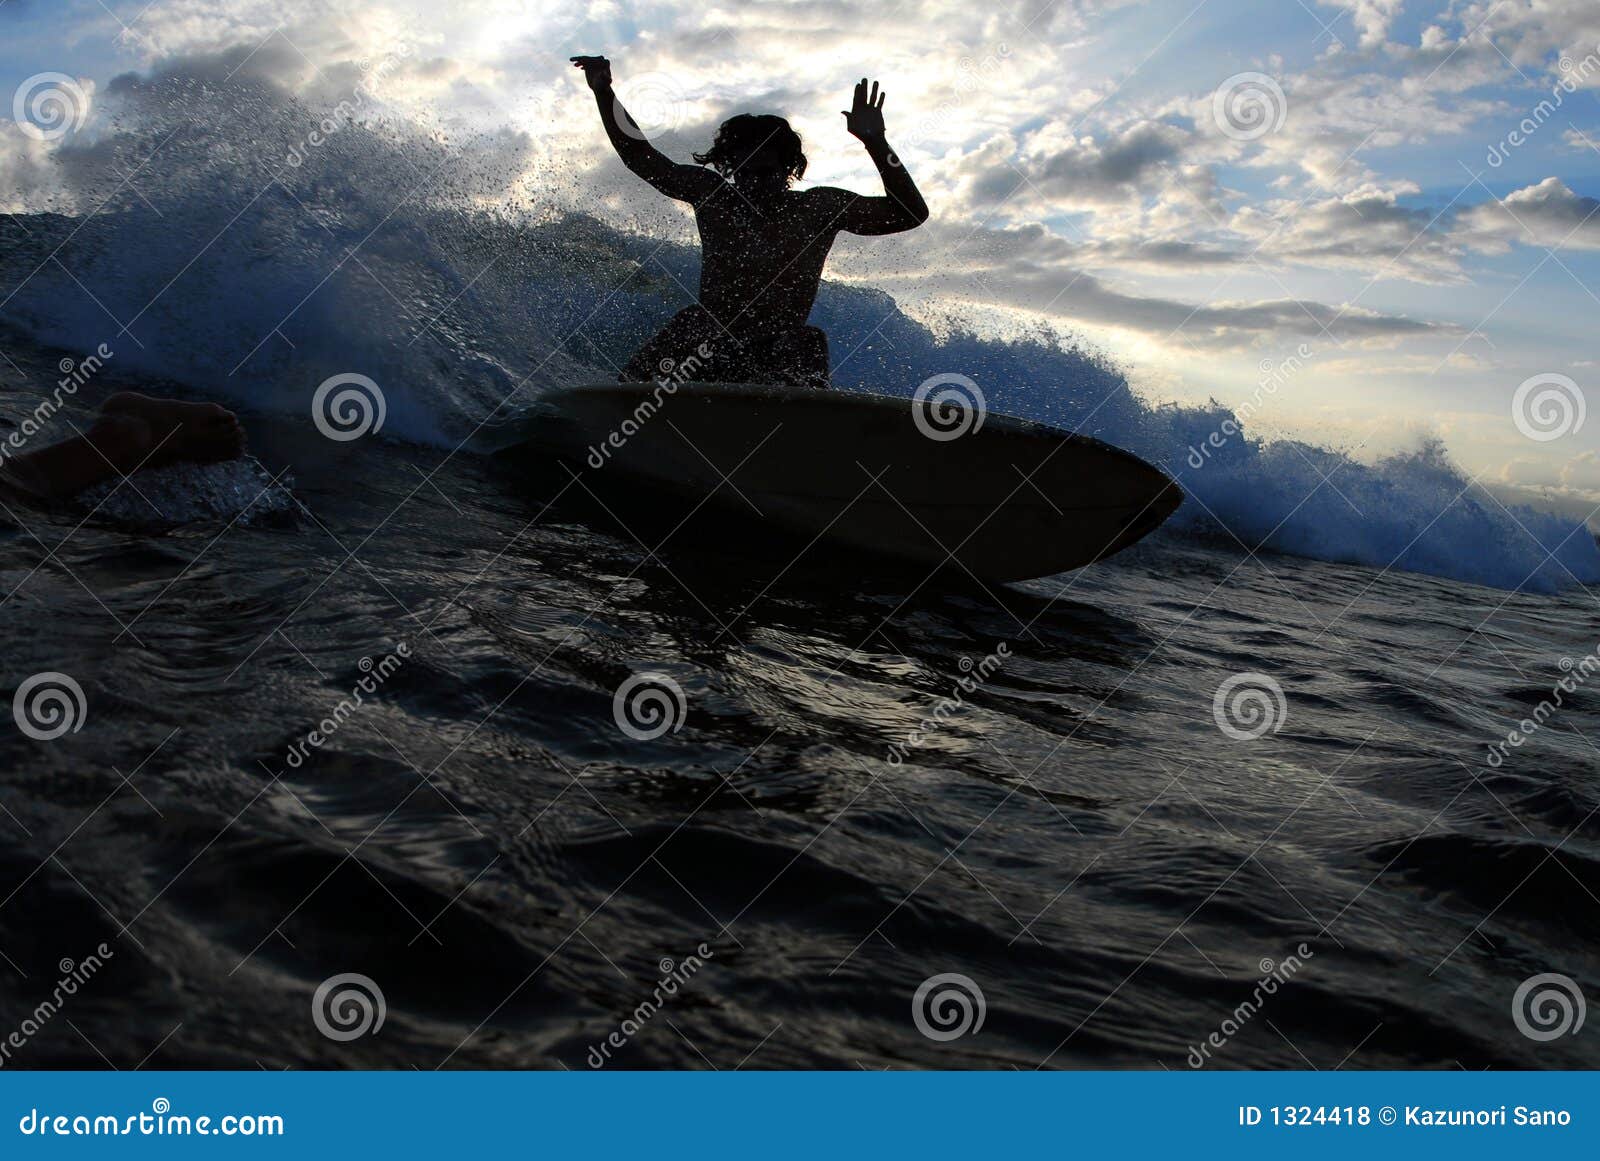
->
[570,55,613,91]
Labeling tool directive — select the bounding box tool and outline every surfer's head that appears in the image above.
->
[694,114,807,189]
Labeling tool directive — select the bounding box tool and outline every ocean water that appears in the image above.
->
[0,69,1597,1069]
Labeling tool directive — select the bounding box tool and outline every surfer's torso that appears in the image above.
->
[692,183,843,337]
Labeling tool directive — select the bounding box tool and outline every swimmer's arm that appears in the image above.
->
[571,55,718,203]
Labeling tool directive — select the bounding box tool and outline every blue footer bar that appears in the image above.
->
[0,1072,1595,1157]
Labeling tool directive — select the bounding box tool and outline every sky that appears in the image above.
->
[3,0,1600,513]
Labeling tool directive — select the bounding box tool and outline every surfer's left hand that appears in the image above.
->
[841,77,887,143]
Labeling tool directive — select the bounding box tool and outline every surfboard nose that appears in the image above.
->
[1051,468,1178,570]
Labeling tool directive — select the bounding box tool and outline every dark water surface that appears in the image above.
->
[3,335,1598,1071]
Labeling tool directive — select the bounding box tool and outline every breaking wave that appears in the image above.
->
[2,59,1595,592]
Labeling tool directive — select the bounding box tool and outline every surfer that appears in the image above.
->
[1,392,245,500]
[571,57,929,387]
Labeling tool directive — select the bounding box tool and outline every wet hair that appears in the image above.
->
[693,114,807,183]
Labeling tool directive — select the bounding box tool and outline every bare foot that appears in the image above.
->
[101,391,246,466]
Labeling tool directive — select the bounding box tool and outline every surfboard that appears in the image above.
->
[518,381,1182,582]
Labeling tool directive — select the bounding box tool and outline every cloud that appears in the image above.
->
[1560,448,1600,488]
[106,39,307,92]
[957,120,1196,212]
[1214,64,1503,192]
[1398,1,1600,94]
[1232,185,1468,283]
[1454,176,1600,251]
[1462,0,1600,84]
[837,219,1455,349]
[1318,0,1406,52]
[1083,239,1245,269]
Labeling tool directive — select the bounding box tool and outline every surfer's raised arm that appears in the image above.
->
[810,77,930,235]
[570,55,717,203]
